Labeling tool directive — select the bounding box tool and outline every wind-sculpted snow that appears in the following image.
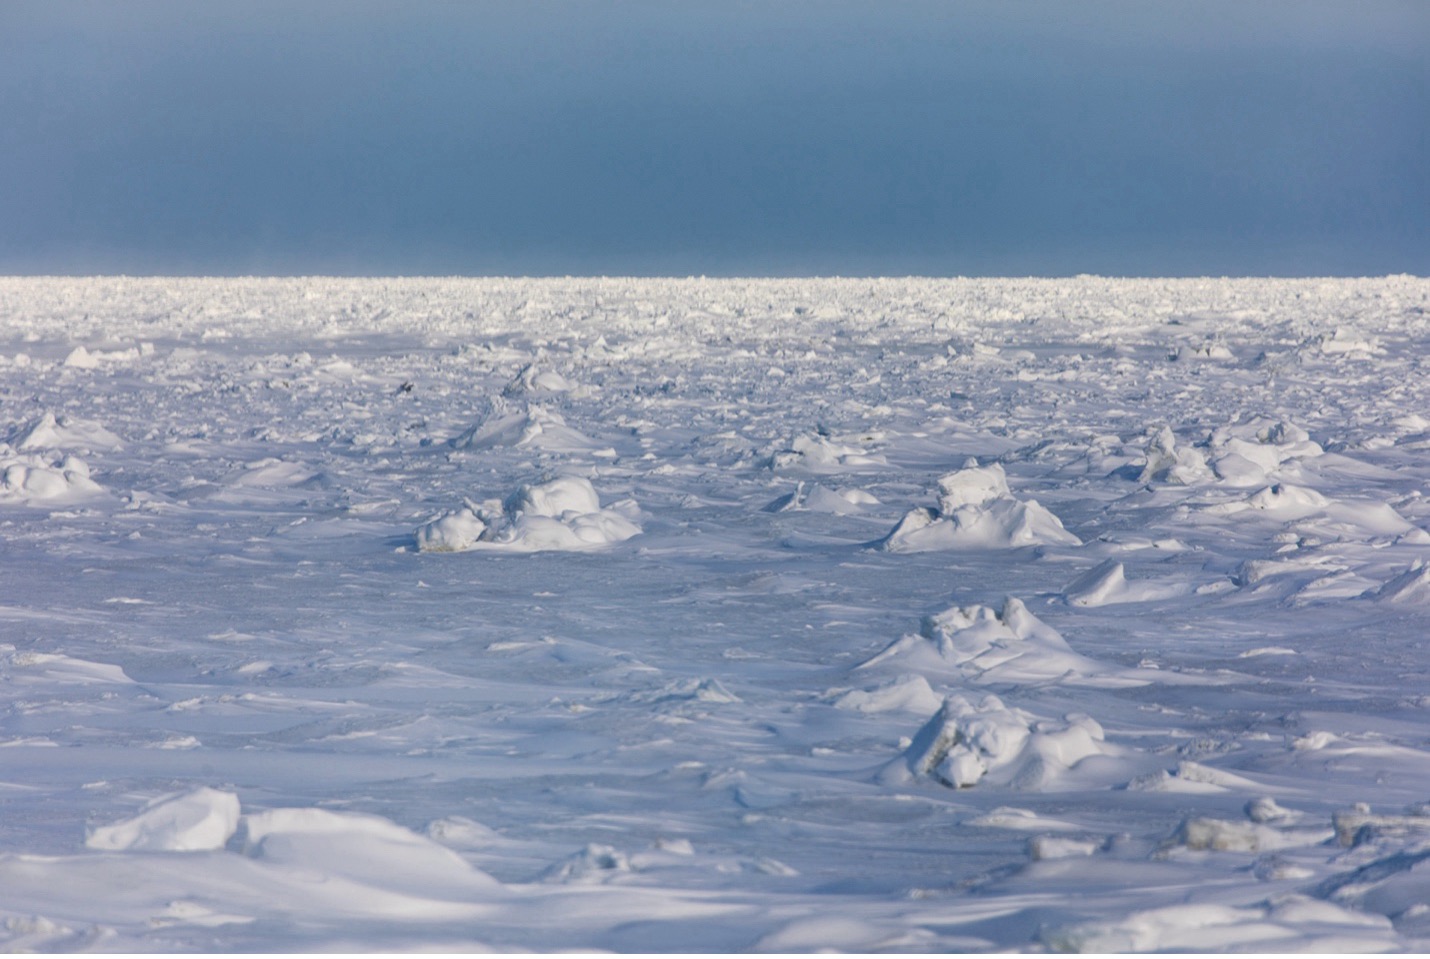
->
[879,461,1080,551]
[9,412,124,453]
[86,787,241,852]
[859,596,1151,688]
[0,275,1428,951]
[415,476,641,552]
[882,693,1121,790]
[0,448,105,503]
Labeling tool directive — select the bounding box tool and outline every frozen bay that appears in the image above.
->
[0,276,1427,950]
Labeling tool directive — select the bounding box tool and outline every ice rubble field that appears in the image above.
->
[0,275,1428,952]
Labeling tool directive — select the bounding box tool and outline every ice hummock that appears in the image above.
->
[415,475,641,552]
[881,694,1120,790]
[859,597,1141,687]
[878,461,1080,551]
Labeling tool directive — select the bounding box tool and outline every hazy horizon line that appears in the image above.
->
[3,272,1425,282]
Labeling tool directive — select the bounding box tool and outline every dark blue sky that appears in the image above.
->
[2,1,1426,276]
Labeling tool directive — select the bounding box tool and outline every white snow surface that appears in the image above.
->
[0,275,1427,951]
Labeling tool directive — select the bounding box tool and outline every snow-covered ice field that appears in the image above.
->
[1,275,1428,951]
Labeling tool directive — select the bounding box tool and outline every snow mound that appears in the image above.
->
[753,915,919,952]
[502,362,574,396]
[1166,815,1331,853]
[1318,833,1430,921]
[414,507,488,553]
[1367,560,1430,605]
[880,694,1117,790]
[878,462,1079,551]
[239,807,500,891]
[1209,482,1331,518]
[0,647,132,685]
[626,677,742,706]
[832,674,943,714]
[1028,835,1103,860]
[764,481,878,515]
[1331,804,1430,847]
[1127,760,1267,794]
[415,476,641,553]
[8,412,123,452]
[1313,328,1382,356]
[1062,560,1186,607]
[0,914,85,951]
[1206,483,1420,545]
[542,843,633,883]
[1170,341,1235,362]
[1208,418,1323,487]
[770,432,887,472]
[934,461,1015,510]
[860,597,1130,687]
[1043,896,1396,953]
[0,448,105,504]
[967,806,1085,833]
[451,402,603,454]
[63,345,100,368]
[228,459,322,489]
[1136,426,1210,485]
[86,788,240,852]
[506,474,601,516]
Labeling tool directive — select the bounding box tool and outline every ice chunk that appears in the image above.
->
[1246,796,1301,824]
[503,475,601,518]
[882,694,1116,790]
[0,450,106,504]
[1028,836,1102,860]
[1170,342,1234,362]
[935,463,1010,511]
[1205,418,1324,487]
[879,462,1079,552]
[1137,426,1209,485]
[415,476,640,553]
[769,432,887,472]
[414,508,488,553]
[63,346,100,369]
